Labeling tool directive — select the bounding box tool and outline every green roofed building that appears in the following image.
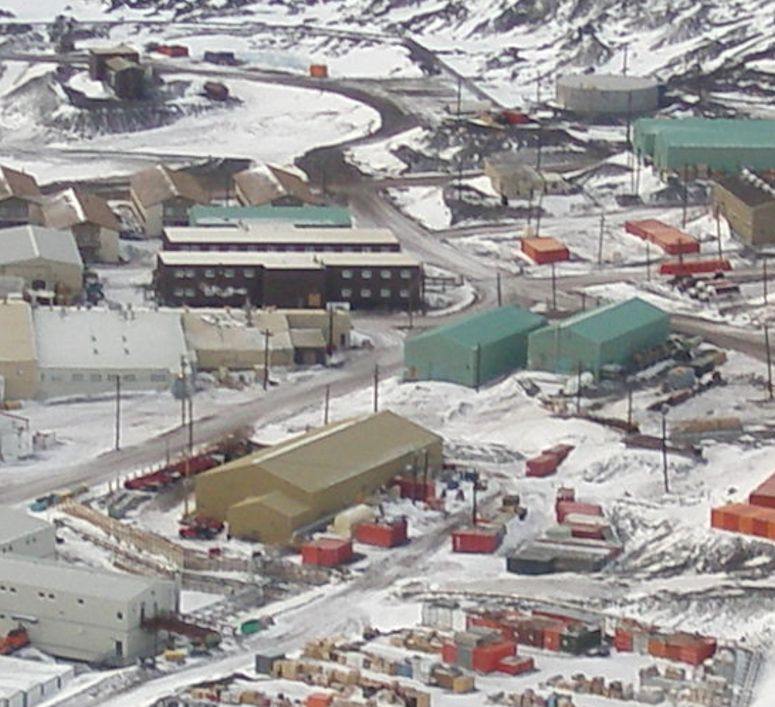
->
[404,305,547,388]
[633,118,775,177]
[527,298,669,377]
[188,204,352,228]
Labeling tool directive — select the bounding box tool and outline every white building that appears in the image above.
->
[0,413,33,463]
[0,509,55,559]
[32,306,192,399]
[0,655,75,707]
[0,556,178,666]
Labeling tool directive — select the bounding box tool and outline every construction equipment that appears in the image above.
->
[0,627,29,655]
[179,516,224,540]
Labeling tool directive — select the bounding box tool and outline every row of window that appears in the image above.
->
[173,268,415,280]
[340,288,411,299]
[182,244,391,253]
[39,373,168,383]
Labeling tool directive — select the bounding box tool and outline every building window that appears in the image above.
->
[72,373,84,381]
[361,269,372,279]
[341,288,352,298]
[185,288,195,297]
[361,288,372,298]
[124,374,136,382]
[400,289,410,298]
[342,270,353,280]
[224,269,235,279]
[204,269,215,279]
[48,593,54,600]
[117,611,123,620]
[174,287,184,297]
[150,373,167,382]
[38,592,45,599]
[400,269,412,279]
[380,288,391,298]
[77,598,84,605]
[244,268,255,279]
[380,270,391,279]
[90,373,102,382]
[174,269,185,279]
[186,269,195,278]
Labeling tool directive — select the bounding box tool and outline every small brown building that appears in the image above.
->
[713,171,775,247]
[154,251,422,311]
[0,166,41,227]
[89,45,140,81]
[32,189,121,264]
[130,165,209,238]
[234,164,323,207]
[105,57,145,100]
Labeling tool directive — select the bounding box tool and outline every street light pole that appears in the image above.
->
[661,406,670,493]
[261,329,272,391]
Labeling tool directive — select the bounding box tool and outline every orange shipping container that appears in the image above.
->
[307,694,333,707]
[648,636,669,658]
[310,64,329,78]
[521,236,570,265]
[543,624,563,652]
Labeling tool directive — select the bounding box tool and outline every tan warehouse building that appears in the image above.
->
[195,411,443,543]
[0,300,38,401]
[713,171,775,246]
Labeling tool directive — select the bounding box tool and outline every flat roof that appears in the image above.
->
[164,225,398,246]
[558,74,658,91]
[0,656,73,692]
[522,236,567,252]
[157,251,421,268]
[0,508,52,546]
[0,555,172,601]
[188,204,351,227]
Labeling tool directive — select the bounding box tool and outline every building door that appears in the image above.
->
[115,640,123,659]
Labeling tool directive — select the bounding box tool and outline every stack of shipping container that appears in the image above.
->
[712,470,775,541]
[441,626,534,675]
[525,444,575,478]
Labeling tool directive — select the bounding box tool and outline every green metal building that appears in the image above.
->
[527,298,670,377]
[188,204,352,228]
[404,306,546,388]
[633,119,775,176]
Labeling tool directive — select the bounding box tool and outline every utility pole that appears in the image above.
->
[681,166,688,228]
[551,262,557,311]
[373,364,379,413]
[323,384,331,425]
[576,363,582,415]
[327,305,334,354]
[764,258,769,306]
[598,210,605,265]
[765,324,773,401]
[646,241,651,281]
[456,75,462,117]
[716,212,723,260]
[475,343,482,392]
[496,272,502,307]
[634,153,641,195]
[536,124,543,172]
[179,356,187,428]
[580,292,586,311]
[114,375,121,451]
[661,406,670,493]
[408,286,414,329]
[627,385,633,427]
[471,471,479,526]
[187,394,194,457]
[622,43,629,76]
[261,328,272,390]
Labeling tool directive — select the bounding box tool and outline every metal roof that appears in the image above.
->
[164,225,398,246]
[231,490,311,520]
[33,307,190,371]
[233,164,322,207]
[0,656,73,692]
[40,188,121,232]
[558,74,658,91]
[0,508,51,547]
[550,297,668,344]
[0,165,41,202]
[157,251,420,268]
[0,301,36,363]
[201,410,441,495]
[188,204,352,228]
[0,225,83,268]
[182,310,294,353]
[409,306,546,349]
[715,173,775,208]
[130,165,209,208]
[0,555,171,601]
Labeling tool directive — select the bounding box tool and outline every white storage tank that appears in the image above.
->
[330,504,376,538]
[557,74,660,116]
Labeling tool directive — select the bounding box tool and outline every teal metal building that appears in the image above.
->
[404,306,546,388]
[527,298,670,377]
[188,204,352,228]
[633,119,775,176]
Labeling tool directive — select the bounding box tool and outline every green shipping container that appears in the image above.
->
[240,619,264,635]
[527,297,669,377]
[404,306,547,388]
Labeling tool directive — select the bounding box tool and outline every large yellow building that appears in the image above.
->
[0,300,38,401]
[194,410,443,543]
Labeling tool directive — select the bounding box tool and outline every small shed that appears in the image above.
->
[404,305,547,388]
[527,297,670,377]
[89,45,139,81]
[105,57,145,100]
[521,236,570,264]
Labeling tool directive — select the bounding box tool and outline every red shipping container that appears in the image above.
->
[354,518,408,548]
[614,628,633,652]
[648,636,669,658]
[750,489,775,509]
[442,642,458,664]
[301,538,352,567]
[526,454,559,478]
[659,258,731,276]
[153,45,189,58]
[556,501,603,523]
[472,641,516,673]
[522,237,570,265]
[543,624,563,652]
[307,694,333,707]
[501,110,531,125]
[496,656,535,675]
[569,523,606,540]
[396,476,435,502]
[452,527,502,554]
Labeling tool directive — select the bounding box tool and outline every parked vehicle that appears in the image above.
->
[0,627,29,655]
